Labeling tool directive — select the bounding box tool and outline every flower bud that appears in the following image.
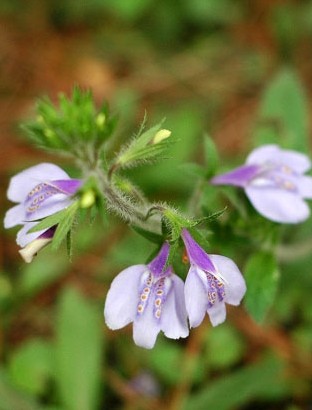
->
[80,190,96,208]
[152,129,171,144]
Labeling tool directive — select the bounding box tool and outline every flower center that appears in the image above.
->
[137,271,153,315]
[250,162,298,192]
[25,182,62,216]
[136,271,172,319]
[206,272,225,308]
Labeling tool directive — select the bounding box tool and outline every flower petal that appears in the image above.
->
[209,255,246,306]
[207,302,226,326]
[104,265,146,330]
[4,204,25,228]
[7,163,70,203]
[246,145,311,173]
[298,175,312,199]
[246,145,280,165]
[133,300,160,349]
[184,266,208,328]
[245,185,310,223]
[16,222,47,247]
[211,164,260,188]
[182,229,215,273]
[161,274,189,339]
[279,149,311,173]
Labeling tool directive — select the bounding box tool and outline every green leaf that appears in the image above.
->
[66,230,73,259]
[162,207,195,242]
[244,251,279,322]
[0,368,43,410]
[205,324,245,369]
[28,208,70,233]
[149,340,204,385]
[55,288,103,410]
[114,119,173,170]
[255,69,309,151]
[204,134,219,177]
[131,225,164,244]
[165,238,180,269]
[22,87,117,156]
[183,354,289,410]
[18,255,68,297]
[178,163,206,179]
[105,0,153,21]
[8,339,53,396]
[194,207,227,225]
[51,202,79,250]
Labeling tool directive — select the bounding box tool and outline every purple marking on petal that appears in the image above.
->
[24,179,81,216]
[24,194,72,221]
[211,164,260,188]
[136,271,154,316]
[39,226,56,239]
[7,163,70,203]
[148,242,170,276]
[152,275,172,320]
[209,255,246,306]
[181,229,215,273]
[206,272,225,307]
[48,179,83,195]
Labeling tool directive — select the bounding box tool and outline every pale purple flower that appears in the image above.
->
[211,144,312,223]
[104,242,189,349]
[4,163,82,258]
[181,229,246,327]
